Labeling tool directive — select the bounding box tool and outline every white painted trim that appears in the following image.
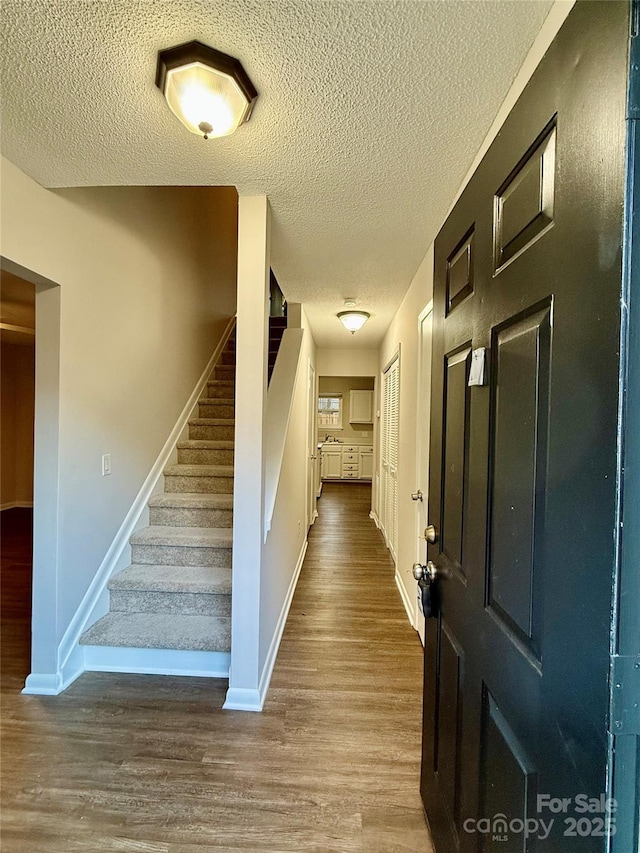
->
[23,647,84,695]
[417,300,434,325]
[55,317,237,682]
[0,501,33,510]
[22,672,61,695]
[83,646,230,679]
[222,686,263,712]
[395,568,415,629]
[264,328,305,538]
[369,510,380,528]
[224,538,308,712]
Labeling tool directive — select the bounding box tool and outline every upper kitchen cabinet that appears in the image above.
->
[349,390,374,424]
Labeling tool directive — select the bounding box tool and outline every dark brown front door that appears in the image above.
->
[421,3,631,851]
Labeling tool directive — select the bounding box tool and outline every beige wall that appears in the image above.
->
[0,155,238,643]
[318,375,374,445]
[1,341,35,507]
[316,348,378,377]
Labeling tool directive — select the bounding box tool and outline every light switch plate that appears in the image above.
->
[102,453,112,476]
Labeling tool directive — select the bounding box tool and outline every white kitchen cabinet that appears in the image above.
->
[349,390,374,423]
[321,444,374,481]
[359,448,373,480]
[321,447,342,479]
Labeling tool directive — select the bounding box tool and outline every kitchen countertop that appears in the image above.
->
[317,441,373,449]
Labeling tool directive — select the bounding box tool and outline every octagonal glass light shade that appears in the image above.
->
[164,62,249,138]
[156,42,257,139]
[338,311,370,334]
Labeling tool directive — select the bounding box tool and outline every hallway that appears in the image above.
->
[1,485,432,852]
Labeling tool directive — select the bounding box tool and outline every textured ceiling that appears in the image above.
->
[0,0,554,347]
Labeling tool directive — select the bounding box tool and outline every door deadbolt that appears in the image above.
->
[411,489,423,502]
[424,524,438,544]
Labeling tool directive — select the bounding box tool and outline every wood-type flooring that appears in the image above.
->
[1,488,433,851]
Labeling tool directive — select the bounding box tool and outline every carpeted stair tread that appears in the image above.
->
[188,418,235,426]
[80,612,230,651]
[163,464,234,478]
[199,396,235,404]
[148,492,233,509]
[176,440,235,450]
[130,525,232,548]
[109,563,231,594]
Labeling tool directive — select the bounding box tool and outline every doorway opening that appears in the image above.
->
[1,270,36,690]
[317,374,375,523]
[1,258,61,694]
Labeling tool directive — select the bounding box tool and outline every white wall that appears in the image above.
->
[260,307,316,676]
[0,156,238,673]
[378,0,576,627]
[0,340,35,508]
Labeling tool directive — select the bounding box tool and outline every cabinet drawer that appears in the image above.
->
[343,452,358,461]
[342,471,359,479]
[343,464,358,471]
[343,445,358,452]
[359,447,373,454]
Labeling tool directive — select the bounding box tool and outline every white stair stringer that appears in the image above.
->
[80,331,237,673]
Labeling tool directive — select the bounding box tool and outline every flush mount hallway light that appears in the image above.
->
[338,311,370,334]
[156,41,258,139]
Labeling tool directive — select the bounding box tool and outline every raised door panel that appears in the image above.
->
[441,346,472,574]
[488,302,551,662]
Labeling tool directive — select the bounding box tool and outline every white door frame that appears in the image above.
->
[414,301,433,645]
[2,257,62,692]
[379,348,400,562]
[306,358,317,529]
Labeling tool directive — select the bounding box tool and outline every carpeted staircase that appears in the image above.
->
[80,333,236,655]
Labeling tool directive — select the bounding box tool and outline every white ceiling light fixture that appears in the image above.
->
[156,41,258,140]
[338,310,370,335]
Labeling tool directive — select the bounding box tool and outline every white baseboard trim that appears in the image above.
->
[22,672,61,695]
[55,317,237,683]
[224,538,308,712]
[223,687,263,712]
[84,646,230,679]
[22,658,83,695]
[1,501,34,511]
[369,510,380,528]
[395,569,415,629]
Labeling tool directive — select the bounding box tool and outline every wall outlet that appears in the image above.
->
[102,453,112,476]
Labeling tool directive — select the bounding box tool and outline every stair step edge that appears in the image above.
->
[164,464,234,477]
[130,525,233,547]
[80,612,230,652]
[109,564,232,594]
[149,492,234,508]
